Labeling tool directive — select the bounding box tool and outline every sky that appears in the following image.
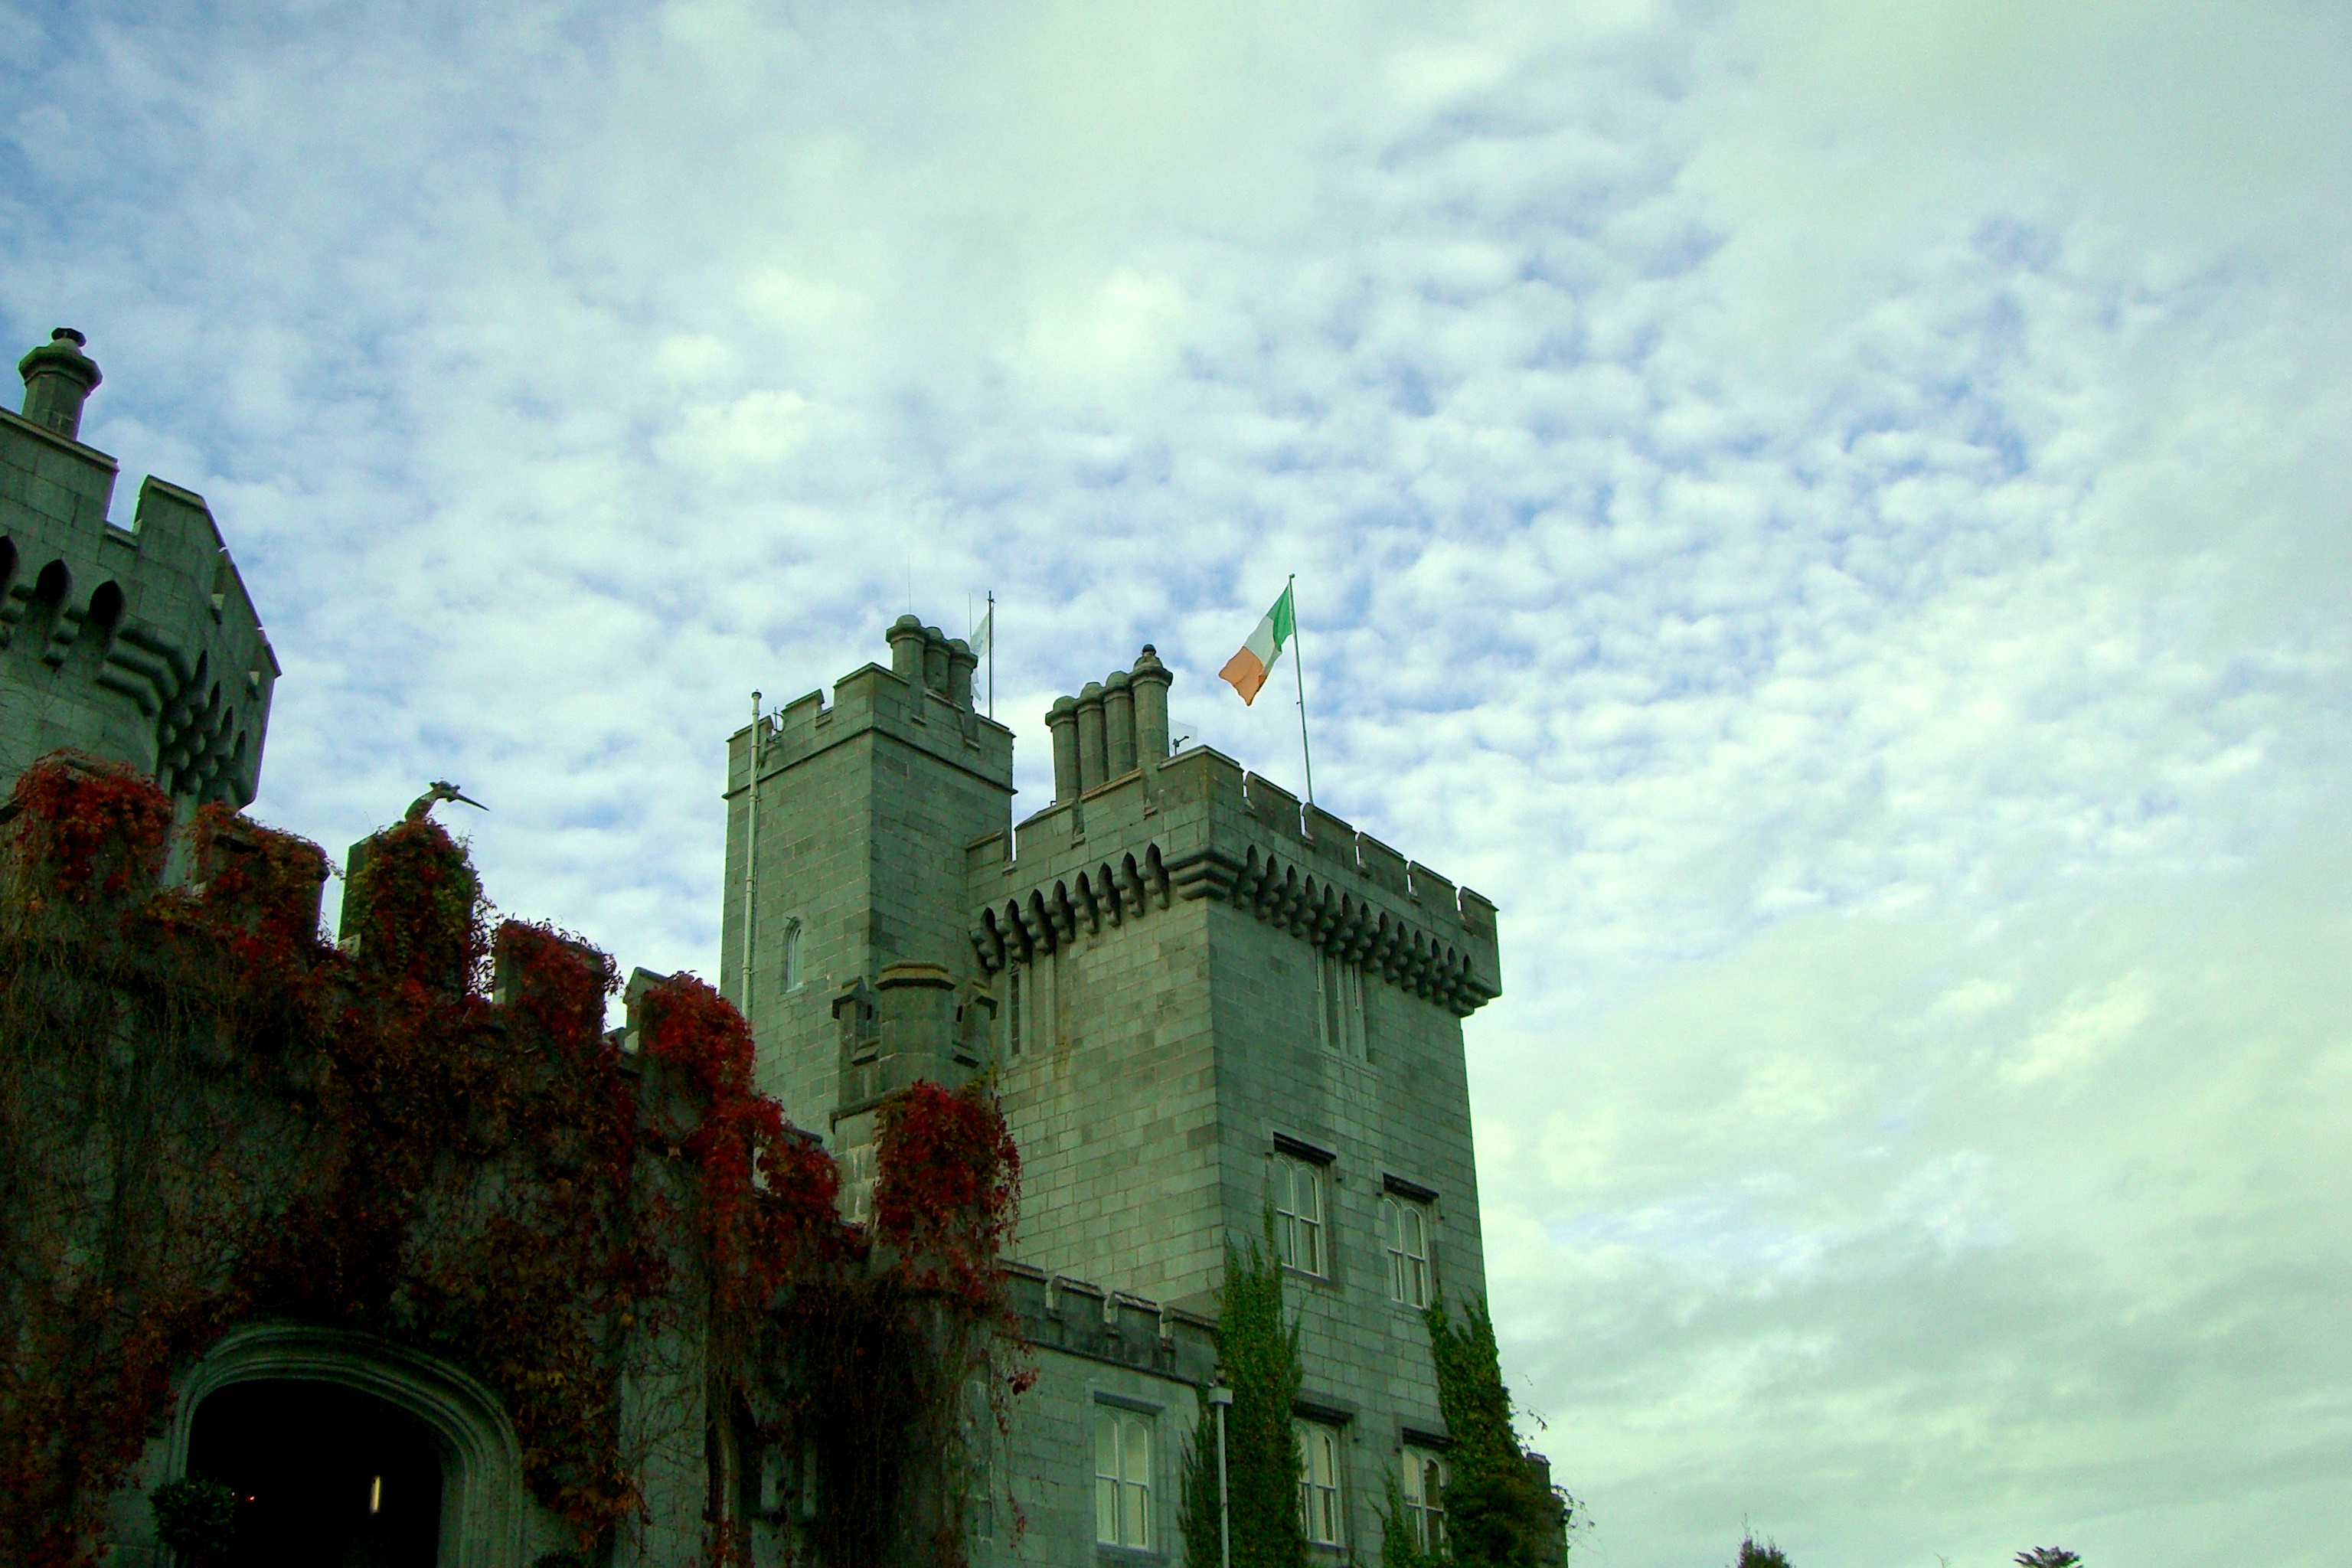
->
[6,1,2349,1563]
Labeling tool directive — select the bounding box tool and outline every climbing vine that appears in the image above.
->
[1179,1224,1308,1568]
[1380,1296,1576,1567]
[0,753,1022,1568]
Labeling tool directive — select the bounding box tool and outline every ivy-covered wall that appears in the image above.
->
[0,752,1024,1568]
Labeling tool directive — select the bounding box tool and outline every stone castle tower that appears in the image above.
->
[0,329,277,807]
[723,616,1504,1560]
[1,320,1516,1565]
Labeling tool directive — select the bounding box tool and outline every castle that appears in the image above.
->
[2,333,1514,1566]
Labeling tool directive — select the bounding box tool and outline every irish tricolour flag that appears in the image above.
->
[1218,583,1295,706]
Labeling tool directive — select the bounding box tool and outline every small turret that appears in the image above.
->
[17,329,101,442]
[1043,647,1177,803]
[2,328,279,808]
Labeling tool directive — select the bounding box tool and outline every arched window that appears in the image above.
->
[1093,1404,1153,1550]
[1402,1446,1448,1552]
[1272,1154,1325,1276]
[1383,1195,1430,1308]
[779,917,802,992]
[1296,1420,1344,1546]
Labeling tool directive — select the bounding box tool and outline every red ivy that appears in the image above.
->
[0,753,1025,1568]
[3,752,173,902]
[873,1080,1021,1305]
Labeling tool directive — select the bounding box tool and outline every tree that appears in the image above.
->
[1178,1230,1308,1568]
[2014,1550,2081,1567]
[1734,1534,1792,1568]
[1407,1297,1572,1566]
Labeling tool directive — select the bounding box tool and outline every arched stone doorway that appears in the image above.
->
[187,1379,443,1567]
[165,1325,528,1568]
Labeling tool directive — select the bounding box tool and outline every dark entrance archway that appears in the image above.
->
[188,1378,444,1568]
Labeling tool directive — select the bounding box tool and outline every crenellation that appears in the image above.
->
[730,611,1508,1563]
[1241,771,1306,844]
[0,338,278,808]
[1406,862,1458,922]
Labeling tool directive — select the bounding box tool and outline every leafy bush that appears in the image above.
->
[148,1478,237,1558]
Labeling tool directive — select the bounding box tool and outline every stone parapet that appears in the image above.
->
[965,746,1501,1017]
[998,1263,1217,1383]
[1,394,279,807]
[724,661,1014,799]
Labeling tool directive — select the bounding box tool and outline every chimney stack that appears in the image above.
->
[18,328,101,441]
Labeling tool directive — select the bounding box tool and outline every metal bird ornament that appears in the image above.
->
[404,780,488,822]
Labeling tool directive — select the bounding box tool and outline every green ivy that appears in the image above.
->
[1377,1297,1574,1568]
[1179,1226,1308,1568]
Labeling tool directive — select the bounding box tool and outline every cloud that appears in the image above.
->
[2,0,2346,1561]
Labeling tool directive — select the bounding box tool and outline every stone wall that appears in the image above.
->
[0,337,277,808]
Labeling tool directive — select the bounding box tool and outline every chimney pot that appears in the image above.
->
[18,328,102,442]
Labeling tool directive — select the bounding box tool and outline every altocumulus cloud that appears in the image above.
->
[3,1,2347,1563]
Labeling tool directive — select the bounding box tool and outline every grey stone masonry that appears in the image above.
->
[730,619,1507,1563]
[970,734,1501,1558]
[978,1263,1216,1568]
[0,331,277,807]
[720,617,1014,1140]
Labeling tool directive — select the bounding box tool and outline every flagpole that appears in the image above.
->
[986,590,995,720]
[1289,574,1315,808]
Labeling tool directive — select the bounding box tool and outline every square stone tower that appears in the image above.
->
[724,619,1504,1561]
[0,330,278,806]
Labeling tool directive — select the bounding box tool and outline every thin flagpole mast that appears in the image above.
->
[987,590,995,720]
[1289,574,1315,807]
[741,690,762,1023]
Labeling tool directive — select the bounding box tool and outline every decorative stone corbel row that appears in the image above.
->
[971,838,1497,1018]
[970,844,1175,972]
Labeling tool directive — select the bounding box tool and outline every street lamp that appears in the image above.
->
[1208,1382,1234,1568]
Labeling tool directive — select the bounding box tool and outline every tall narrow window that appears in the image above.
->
[1272,1154,1325,1276]
[1296,1421,1344,1547]
[1007,965,1024,1058]
[1401,1448,1447,1552]
[1383,1195,1430,1308]
[1093,1406,1152,1549]
[839,1142,877,1225]
[779,918,801,992]
[1315,953,1367,1058]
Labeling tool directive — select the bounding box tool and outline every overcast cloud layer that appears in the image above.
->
[6,2,2348,1563]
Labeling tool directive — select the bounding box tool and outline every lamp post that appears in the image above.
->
[1208,1382,1234,1568]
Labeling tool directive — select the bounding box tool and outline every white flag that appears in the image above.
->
[969,603,991,659]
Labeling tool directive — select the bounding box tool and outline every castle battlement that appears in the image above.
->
[999,1261,1218,1382]
[726,611,1504,1562]
[727,658,1014,800]
[0,332,278,808]
[965,742,1501,1017]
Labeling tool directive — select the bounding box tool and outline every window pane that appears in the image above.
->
[1125,1416,1149,1485]
[1096,1476,1118,1544]
[1095,1408,1116,1478]
[1124,1479,1149,1548]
